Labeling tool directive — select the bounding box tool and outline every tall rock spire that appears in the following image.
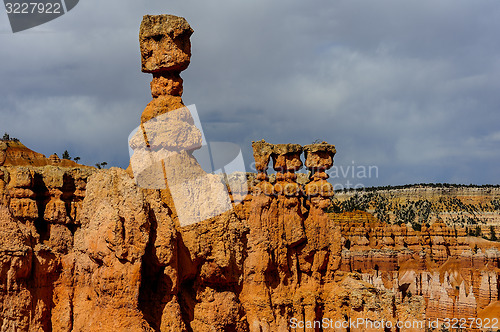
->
[139,14,194,123]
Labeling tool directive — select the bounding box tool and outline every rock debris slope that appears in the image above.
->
[0,14,499,332]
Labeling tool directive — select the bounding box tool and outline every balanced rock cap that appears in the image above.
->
[252,140,274,173]
[303,142,337,154]
[272,143,303,155]
[139,15,194,73]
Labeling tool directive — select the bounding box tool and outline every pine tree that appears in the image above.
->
[490,226,497,241]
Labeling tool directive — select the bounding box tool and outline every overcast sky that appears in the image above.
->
[1,0,499,187]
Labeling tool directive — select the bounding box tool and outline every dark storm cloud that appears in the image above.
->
[0,0,499,185]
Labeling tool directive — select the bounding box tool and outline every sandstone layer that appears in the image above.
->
[334,186,500,241]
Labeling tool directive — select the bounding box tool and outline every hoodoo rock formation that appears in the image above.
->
[1,14,499,332]
[130,14,235,228]
[139,14,193,123]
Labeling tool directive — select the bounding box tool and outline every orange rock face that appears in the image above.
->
[2,148,500,331]
[1,140,83,167]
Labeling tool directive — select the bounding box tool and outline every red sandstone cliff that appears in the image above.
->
[2,139,499,331]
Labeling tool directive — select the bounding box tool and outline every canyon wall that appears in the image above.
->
[334,186,500,239]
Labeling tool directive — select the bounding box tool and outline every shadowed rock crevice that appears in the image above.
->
[33,172,49,241]
[138,206,173,331]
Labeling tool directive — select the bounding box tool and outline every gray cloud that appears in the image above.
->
[0,0,499,186]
